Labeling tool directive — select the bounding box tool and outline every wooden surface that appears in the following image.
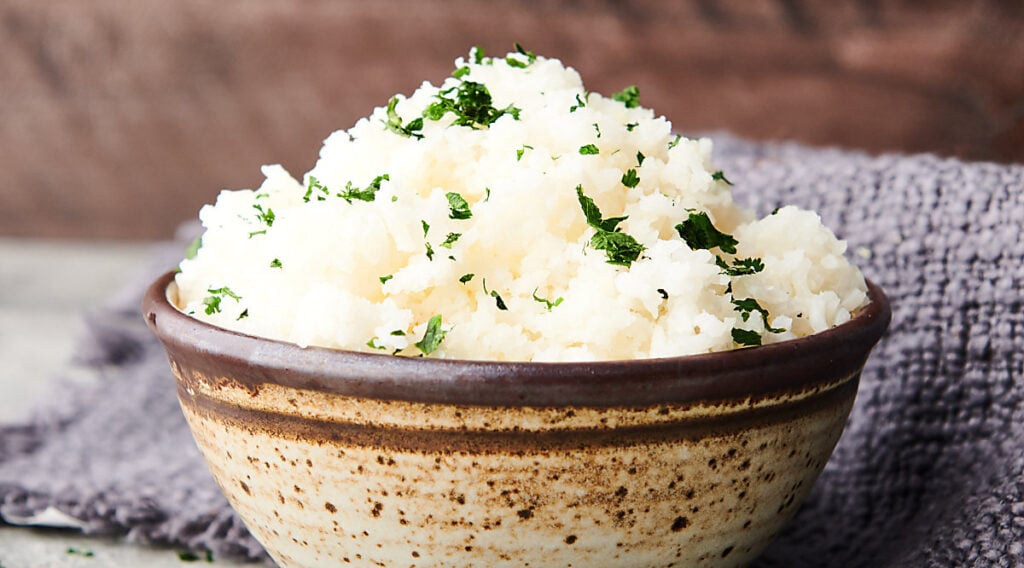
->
[2,0,1023,240]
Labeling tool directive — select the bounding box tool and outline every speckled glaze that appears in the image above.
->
[143,272,889,568]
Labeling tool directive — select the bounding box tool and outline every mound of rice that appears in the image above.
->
[174,46,868,362]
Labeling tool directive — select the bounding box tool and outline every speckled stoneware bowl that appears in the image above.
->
[143,272,889,568]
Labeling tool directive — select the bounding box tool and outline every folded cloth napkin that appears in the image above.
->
[2,136,1022,567]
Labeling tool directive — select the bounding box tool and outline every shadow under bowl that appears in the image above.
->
[143,272,890,568]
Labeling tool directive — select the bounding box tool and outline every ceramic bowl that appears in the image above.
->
[143,272,889,568]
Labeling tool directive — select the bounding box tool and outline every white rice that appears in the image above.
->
[174,47,868,362]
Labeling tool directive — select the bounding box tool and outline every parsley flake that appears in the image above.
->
[379,274,393,284]
[425,241,435,261]
[253,203,275,227]
[505,43,537,68]
[384,97,424,139]
[636,151,646,166]
[611,85,640,108]
[184,235,202,260]
[576,185,645,266]
[415,314,447,355]
[532,288,564,311]
[712,170,734,185]
[593,123,602,138]
[424,81,520,129]
[446,192,473,219]
[470,45,487,65]
[569,93,587,112]
[716,256,764,276]
[459,273,475,284]
[367,337,387,351]
[625,122,639,131]
[66,548,95,558]
[453,65,471,79]
[270,258,282,269]
[668,134,682,149]
[236,308,249,320]
[732,328,762,347]
[579,144,600,155]
[621,168,640,188]
[516,144,533,161]
[675,211,738,254]
[481,278,509,310]
[440,232,462,248]
[732,297,786,334]
[338,173,389,203]
[421,220,430,237]
[304,176,330,202]
[202,287,241,315]
[390,330,406,336]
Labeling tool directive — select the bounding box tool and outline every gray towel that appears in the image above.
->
[2,136,1022,566]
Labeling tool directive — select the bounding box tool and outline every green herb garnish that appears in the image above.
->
[732,328,762,347]
[66,548,95,557]
[236,308,249,320]
[505,42,537,68]
[202,287,241,315]
[593,123,602,138]
[184,235,202,260]
[570,93,587,112]
[270,258,283,269]
[621,168,640,188]
[440,232,462,248]
[470,45,487,65]
[253,203,275,227]
[446,192,473,219]
[532,288,564,311]
[482,278,509,310]
[712,170,733,185]
[625,122,638,131]
[338,174,389,203]
[732,297,786,333]
[576,185,645,267]
[716,256,764,276]
[636,151,646,166]
[424,81,520,129]
[421,220,431,236]
[579,144,600,155]
[611,85,640,108]
[390,330,406,336]
[668,134,682,149]
[459,273,475,283]
[453,65,471,79]
[425,241,435,261]
[367,337,387,351]
[384,97,424,139]
[379,274,393,284]
[415,314,447,355]
[675,211,738,254]
[516,144,533,161]
[304,176,329,202]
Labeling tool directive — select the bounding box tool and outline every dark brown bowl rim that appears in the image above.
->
[143,271,890,407]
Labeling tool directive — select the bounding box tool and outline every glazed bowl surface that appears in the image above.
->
[143,272,890,568]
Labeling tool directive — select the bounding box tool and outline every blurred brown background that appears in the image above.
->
[2,0,1023,240]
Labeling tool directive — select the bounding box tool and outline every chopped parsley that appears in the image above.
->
[576,185,645,267]
[459,273,475,283]
[621,168,640,188]
[516,144,533,161]
[421,220,430,236]
[270,258,283,269]
[593,123,602,138]
[304,176,330,202]
[732,297,786,333]
[611,85,640,108]
[579,144,600,155]
[253,203,275,227]
[625,122,639,131]
[532,288,564,311]
[732,328,762,347]
[668,134,682,149]
[236,308,249,320]
[716,256,764,276]
[453,65,471,79]
[414,314,447,355]
[712,170,733,185]
[66,548,95,557]
[484,187,492,201]
[425,241,435,261]
[379,274,393,284]
[202,287,241,315]
[470,45,487,65]
[505,42,537,68]
[184,235,202,260]
[384,96,424,139]
[569,93,587,112]
[338,174,389,203]
[482,278,509,310]
[366,337,387,351]
[247,230,266,238]
[446,192,473,219]
[636,151,645,166]
[675,211,738,254]
[176,550,214,562]
[390,330,406,336]
[440,232,462,248]
[424,81,520,129]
